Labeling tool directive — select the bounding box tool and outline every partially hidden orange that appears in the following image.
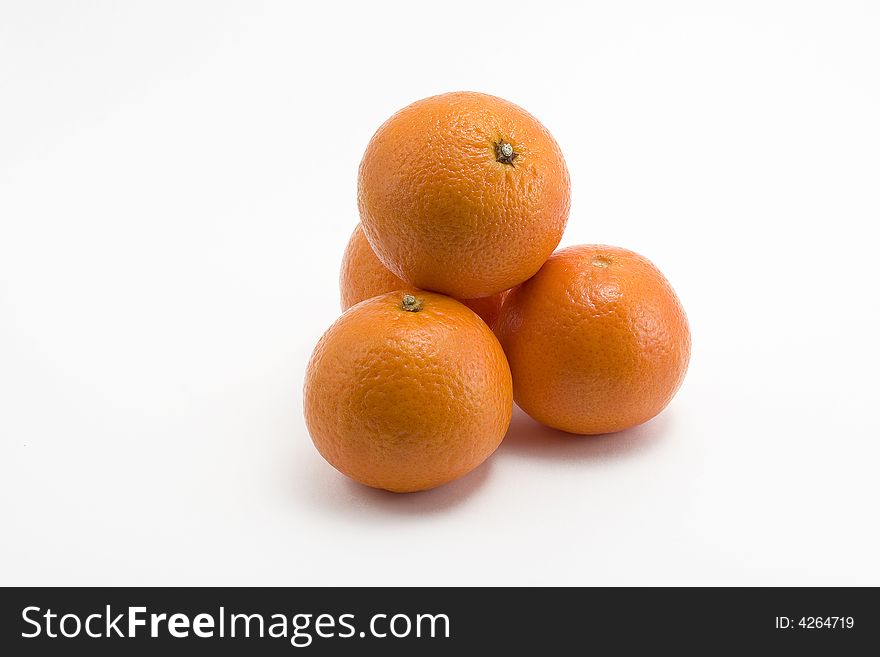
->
[340,223,506,329]
[358,91,570,299]
[495,245,690,435]
[304,291,513,492]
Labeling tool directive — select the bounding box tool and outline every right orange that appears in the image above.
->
[495,245,690,435]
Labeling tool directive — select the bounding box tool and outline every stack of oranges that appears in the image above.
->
[304,92,690,493]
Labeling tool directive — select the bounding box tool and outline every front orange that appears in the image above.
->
[304,291,513,492]
[496,245,690,435]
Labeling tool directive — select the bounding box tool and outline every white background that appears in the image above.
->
[2,1,878,586]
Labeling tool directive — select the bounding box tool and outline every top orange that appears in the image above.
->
[357,91,570,299]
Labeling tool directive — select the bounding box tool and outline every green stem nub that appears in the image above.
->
[495,141,518,165]
[401,294,423,312]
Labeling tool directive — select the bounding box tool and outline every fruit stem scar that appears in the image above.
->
[494,141,518,165]
[401,294,423,312]
[591,255,612,268]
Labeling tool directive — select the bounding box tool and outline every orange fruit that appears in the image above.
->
[496,245,690,435]
[340,223,507,329]
[304,291,513,492]
[358,91,570,299]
